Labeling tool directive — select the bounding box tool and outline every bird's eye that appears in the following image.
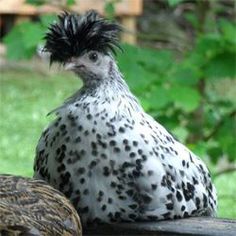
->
[89,52,98,62]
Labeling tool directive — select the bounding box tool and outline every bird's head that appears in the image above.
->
[44,11,121,82]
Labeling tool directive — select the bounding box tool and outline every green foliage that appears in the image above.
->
[117,35,235,163]
[3,21,43,60]
[167,0,184,7]
[3,14,56,60]
[104,0,120,19]
[189,20,236,80]
[66,0,75,6]
[26,0,45,6]
[25,0,76,6]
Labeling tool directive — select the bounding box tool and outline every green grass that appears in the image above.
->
[0,69,80,176]
[0,69,235,219]
[214,172,236,219]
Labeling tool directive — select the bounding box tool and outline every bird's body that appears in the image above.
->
[34,11,217,225]
[0,174,82,235]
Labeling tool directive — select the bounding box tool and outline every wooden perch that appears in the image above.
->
[84,217,236,236]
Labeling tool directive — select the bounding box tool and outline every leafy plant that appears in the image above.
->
[117,25,236,164]
[104,0,120,19]
[116,8,236,166]
[3,14,56,60]
[167,0,184,7]
[25,0,76,6]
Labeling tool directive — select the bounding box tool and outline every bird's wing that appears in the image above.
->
[0,175,82,236]
[127,114,217,219]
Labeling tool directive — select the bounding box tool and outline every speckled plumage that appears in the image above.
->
[0,174,82,235]
[34,11,217,225]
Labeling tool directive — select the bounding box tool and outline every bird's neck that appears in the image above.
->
[80,62,130,96]
[77,64,142,113]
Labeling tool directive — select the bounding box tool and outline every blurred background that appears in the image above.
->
[0,0,235,218]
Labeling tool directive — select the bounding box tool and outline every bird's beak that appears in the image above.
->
[64,57,77,71]
[65,62,76,71]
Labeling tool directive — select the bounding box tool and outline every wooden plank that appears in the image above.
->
[83,217,236,236]
[0,0,143,16]
[0,0,43,15]
[120,15,137,44]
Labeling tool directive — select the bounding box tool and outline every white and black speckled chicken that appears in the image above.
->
[34,10,217,225]
[0,174,82,235]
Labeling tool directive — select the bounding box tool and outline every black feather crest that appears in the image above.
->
[44,10,122,63]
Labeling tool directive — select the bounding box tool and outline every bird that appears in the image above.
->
[34,10,217,225]
[0,174,82,235]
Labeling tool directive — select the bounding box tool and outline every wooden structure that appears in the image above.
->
[84,217,236,236]
[0,0,143,44]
